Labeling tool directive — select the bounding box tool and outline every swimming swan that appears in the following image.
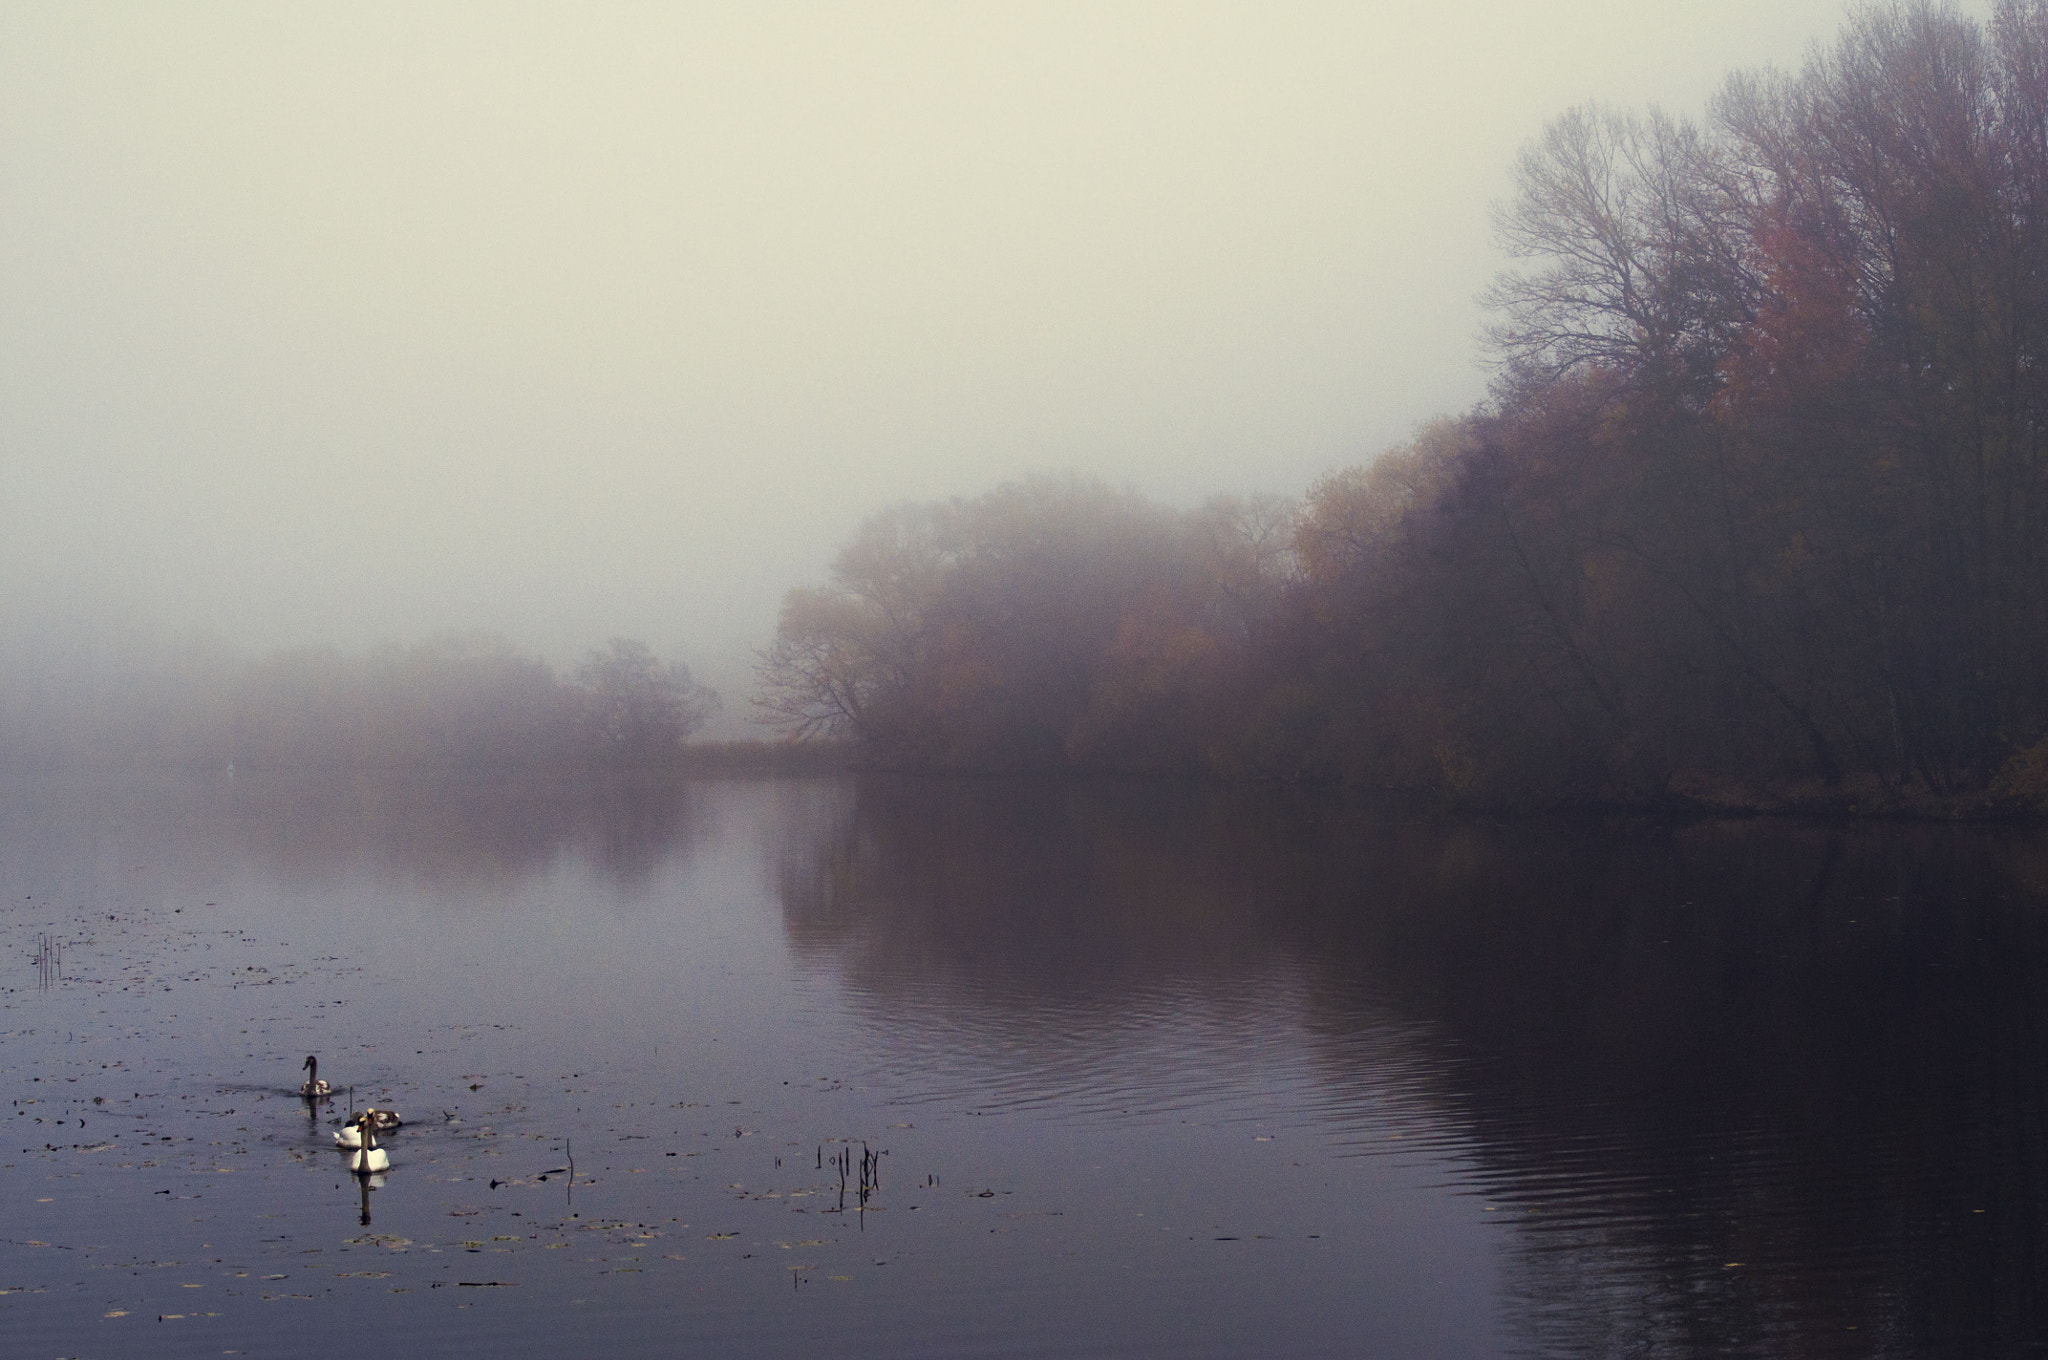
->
[334,1107,402,1148]
[345,1111,390,1174]
[300,1055,331,1097]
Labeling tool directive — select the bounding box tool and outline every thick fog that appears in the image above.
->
[0,1,1981,727]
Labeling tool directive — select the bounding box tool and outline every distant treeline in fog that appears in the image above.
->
[0,633,729,773]
[759,3,2048,813]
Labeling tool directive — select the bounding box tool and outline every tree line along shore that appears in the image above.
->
[10,3,2047,817]
[758,3,2048,817]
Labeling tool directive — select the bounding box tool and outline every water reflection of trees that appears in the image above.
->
[230,771,713,893]
[778,778,1320,999]
[777,777,2048,1356]
[9,770,710,899]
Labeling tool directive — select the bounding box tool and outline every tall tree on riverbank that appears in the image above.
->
[1436,0,2048,799]
[1257,0,2048,805]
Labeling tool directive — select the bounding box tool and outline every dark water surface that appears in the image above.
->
[3,774,2046,1358]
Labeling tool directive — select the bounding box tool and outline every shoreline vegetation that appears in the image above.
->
[0,628,860,778]
[10,4,2048,824]
[0,633,740,776]
[755,2,2048,823]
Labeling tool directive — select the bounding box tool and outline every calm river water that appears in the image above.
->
[2,773,2045,1358]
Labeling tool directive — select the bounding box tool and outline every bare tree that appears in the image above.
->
[575,639,718,758]
[1484,103,1756,406]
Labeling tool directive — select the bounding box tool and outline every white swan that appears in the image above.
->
[300,1055,331,1097]
[345,1111,389,1174]
[334,1107,402,1148]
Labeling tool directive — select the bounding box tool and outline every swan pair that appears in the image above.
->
[333,1107,401,1148]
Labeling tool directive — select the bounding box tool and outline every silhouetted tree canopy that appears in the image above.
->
[763,2,2048,812]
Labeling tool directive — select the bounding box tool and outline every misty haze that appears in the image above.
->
[7,2,2048,1357]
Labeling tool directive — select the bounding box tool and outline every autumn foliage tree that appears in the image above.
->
[1265,0,2048,806]
[764,2,2048,809]
[756,476,1296,772]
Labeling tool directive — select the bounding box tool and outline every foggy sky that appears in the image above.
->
[0,1,1985,722]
